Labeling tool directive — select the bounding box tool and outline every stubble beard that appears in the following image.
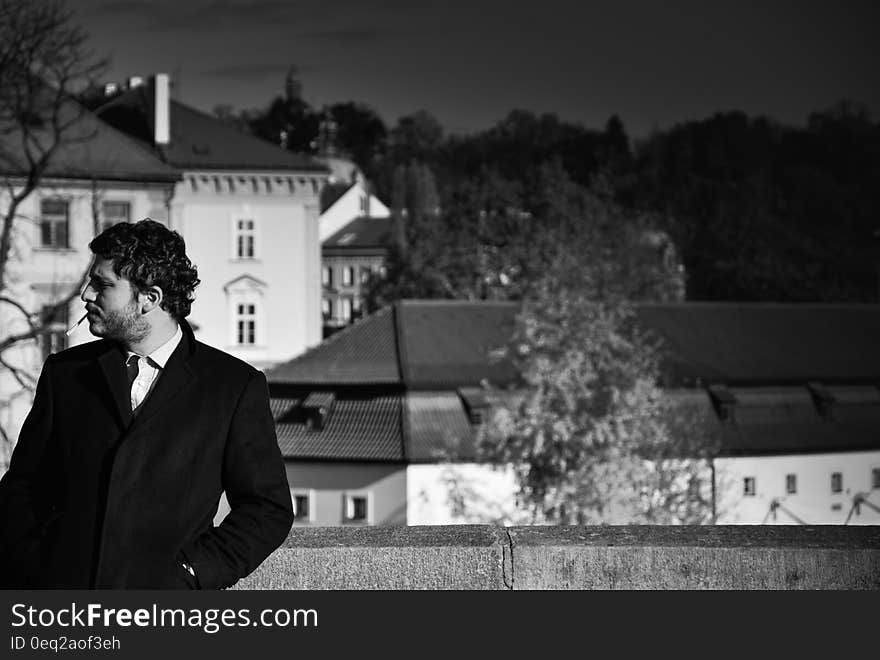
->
[91,301,150,346]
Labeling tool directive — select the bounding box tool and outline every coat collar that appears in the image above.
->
[97,320,198,431]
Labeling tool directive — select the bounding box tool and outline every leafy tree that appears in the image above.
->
[369,162,684,308]
[479,273,717,525]
[326,101,387,176]
[627,107,880,301]
[245,66,319,152]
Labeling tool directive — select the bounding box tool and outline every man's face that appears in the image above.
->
[81,257,149,345]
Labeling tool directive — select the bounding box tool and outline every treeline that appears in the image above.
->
[220,71,880,304]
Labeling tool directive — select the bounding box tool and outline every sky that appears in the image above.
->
[74,0,880,138]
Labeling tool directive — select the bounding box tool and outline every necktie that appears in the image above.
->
[125,355,140,410]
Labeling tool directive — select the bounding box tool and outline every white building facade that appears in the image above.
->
[96,73,328,369]
[170,171,323,369]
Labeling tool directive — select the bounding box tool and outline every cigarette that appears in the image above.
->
[66,313,88,336]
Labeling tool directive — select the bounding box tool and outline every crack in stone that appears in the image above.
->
[502,527,514,590]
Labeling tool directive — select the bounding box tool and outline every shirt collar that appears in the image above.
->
[127,324,183,369]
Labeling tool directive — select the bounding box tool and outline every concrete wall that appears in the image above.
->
[236,525,880,590]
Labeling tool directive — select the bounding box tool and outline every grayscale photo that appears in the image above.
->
[0,0,878,601]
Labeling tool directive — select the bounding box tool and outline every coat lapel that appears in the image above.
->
[128,327,196,431]
[97,346,133,430]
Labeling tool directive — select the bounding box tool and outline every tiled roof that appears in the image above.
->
[319,181,354,213]
[268,301,880,461]
[405,391,478,462]
[397,301,520,388]
[265,306,400,384]
[271,391,480,463]
[269,301,880,388]
[96,87,327,172]
[272,396,404,461]
[0,98,180,182]
[664,387,880,456]
[323,215,394,250]
[636,303,880,385]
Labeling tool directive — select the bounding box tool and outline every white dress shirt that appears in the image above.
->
[127,324,183,411]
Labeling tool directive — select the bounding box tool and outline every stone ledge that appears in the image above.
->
[233,525,880,590]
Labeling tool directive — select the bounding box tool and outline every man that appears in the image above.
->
[0,219,293,589]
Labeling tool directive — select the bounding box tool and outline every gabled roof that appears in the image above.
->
[0,97,179,183]
[268,300,880,462]
[638,303,880,385]
[266,306,401,384]
[319,181,355,213]
[95,87,327,173]
[268,300,880,388]
[397,301,519,387]
[265,300,519,388]
[323,215,394,251]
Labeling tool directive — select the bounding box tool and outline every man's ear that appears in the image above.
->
[140,286,164,313]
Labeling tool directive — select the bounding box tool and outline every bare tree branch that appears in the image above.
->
[0,0,108,446]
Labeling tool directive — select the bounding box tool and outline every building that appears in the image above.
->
[0,97,180,466]
[264,300,520,525]
[94,74,328,369]
[319,177,390,242]
[264,300,880,526]
[321,215,393,334]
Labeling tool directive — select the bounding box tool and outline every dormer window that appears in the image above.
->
[302,391,336,430]
[459,387,490,424]
[707,384,736,423]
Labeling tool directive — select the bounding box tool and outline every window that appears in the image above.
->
[339,297,352,322]
[873,468,880,490]
[235,303,256,345]
[39,303,68,360]
[359,267,371,285]
[40,199,69,248]
[100,200,130,233]
[341,266,353,286]
[321,298,331,320]
[322,266,333,288]
[235,218,255,258]
[291,490,313,523]
[743,477,756,497]
[831,472,842,494]
[343,492,370,524]
[785,474,797,495]
[359,194,369,214]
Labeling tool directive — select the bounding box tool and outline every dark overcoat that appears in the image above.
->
[0,322,293,589]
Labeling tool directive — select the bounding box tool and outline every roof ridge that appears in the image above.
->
[398,299,520,307]
[636,301,880,310]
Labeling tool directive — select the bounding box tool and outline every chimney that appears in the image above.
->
[153,73,170,145]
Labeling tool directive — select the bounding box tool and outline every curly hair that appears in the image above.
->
[89,219,201,320]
